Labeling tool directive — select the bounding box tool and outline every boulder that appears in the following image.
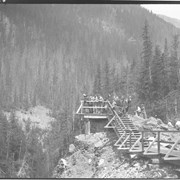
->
[69,144,76,153]
[175,121,180,129]
[98,159,105,166]
[60,158,67,167]
[168,122,174,128]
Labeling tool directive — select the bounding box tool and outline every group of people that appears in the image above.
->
[81,92,149,120]
[111,95,132,117]
[83,94,107,114]
[82,93,132,116]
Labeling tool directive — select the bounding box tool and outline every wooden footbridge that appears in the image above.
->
[76,99,180,165]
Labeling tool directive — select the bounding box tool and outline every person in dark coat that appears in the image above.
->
[125,96,132,113]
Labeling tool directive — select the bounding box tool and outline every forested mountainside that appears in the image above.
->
[0,4,179,113]
[0,4,180,178]
[159,14,180,29]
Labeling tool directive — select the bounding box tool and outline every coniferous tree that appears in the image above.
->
[170,34,179,91]
[8,112,24,161]
[137,20,153,104]
[119,67,128,97]
[93,64,102,95]
[103,61,111,98]
[0,111,9,165]
[151,45,163,101]
[109,65,116,95]
[114,73,121,95]
[162,38,171,96]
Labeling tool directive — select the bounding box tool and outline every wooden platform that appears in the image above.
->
[76,99,180,166]
[83,114,108,119]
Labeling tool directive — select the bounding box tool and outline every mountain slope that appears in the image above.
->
[0,4,179,113]
[158,14,180,29]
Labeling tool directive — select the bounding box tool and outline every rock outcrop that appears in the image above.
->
[53,131,178,178]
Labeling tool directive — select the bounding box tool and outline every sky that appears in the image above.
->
[141,5,180,20]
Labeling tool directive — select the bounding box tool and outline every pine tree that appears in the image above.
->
[93,64,102,95]
[137,20,153,104]
[162,38,171,96]
[103,61,111,98]
[109,65,116,95]
[119,67,128,97]
[114,73,121,95]
[151,45,163,101]
[170,34,179,91]
[8,112,24,161]
[0,111,9,161]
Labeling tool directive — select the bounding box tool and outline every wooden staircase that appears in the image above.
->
[76,99,180,165]
[105,101,144,150]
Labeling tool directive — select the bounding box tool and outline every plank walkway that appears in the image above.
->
[76,99,180,164]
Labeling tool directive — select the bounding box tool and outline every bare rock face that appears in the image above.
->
[131,115,177,132]
[52,132,179,178]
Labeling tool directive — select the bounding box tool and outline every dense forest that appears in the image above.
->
[0,4,180,177]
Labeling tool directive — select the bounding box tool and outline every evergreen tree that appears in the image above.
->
[109,65,116,95]
[162,38,171,95]
[137,20,153,104]
[114,73,121,95]
[119,66,128,97]
[103,61,111,98]
[0,111,9,163]
[151,45,163,101]
[169,34,179,90]
[93,64,102,95]
[8,112,23,161]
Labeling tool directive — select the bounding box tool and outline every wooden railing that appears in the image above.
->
[76,100,110,115]
[127,130,180,160]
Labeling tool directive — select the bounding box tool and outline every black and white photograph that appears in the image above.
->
[1,3,180,178]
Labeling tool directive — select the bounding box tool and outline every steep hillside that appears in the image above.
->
[53,132,178,178]
[1,5,180,177]
[158,14,180,29]
[0,5,179,114]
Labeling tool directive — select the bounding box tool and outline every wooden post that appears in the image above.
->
[157,131,160,154]
[72,110,74,132]
[166,99,168,120]
[85,119,87,135]
[130,131,132,148]
[175,98,178,116]
[85,118,90,135]
[80,116,83,134]
[87,119,90,135]
[125,131,127,148]
[142,131,144,152]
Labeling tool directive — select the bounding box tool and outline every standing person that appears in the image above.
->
[125,96,132,113]
[94,95,98,114]
[141,104,147,119]
[112,100,116,110]
[136,106,141,116]
[89,95,93,113]
[99,95,104,113]
[83,94,88,102]
[83,94,88,113]
[123,97,128,114]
